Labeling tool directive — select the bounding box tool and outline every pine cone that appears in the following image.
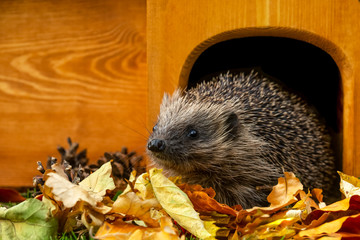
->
[33,138,146,192]
[55,137,88,169]
[85,147,146,191]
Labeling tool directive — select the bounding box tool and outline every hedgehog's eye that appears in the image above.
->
[152,124,158,132]
[187,129,198,139]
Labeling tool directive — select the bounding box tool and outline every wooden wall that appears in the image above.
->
[0,0,147,187]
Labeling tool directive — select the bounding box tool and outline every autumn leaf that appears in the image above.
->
[44,161,115,208]
[0,188,26,203]
[149,168,212,239]
[79,161,116,197]
[45,172,100,208]
[304,212,330,229]
[0,198,58,240]
[338,171,360,198]
[233,172,305,239]
[245,172,303,215]
[236,208,302,238]
[178,183,239,216]
[111,191,162,227]
[312,188,324,203]
[199,212,232,239]
[267,172,304,207]
[122,171,156,200]
[317,195,360,213]
[303,194,360,229]
[95,217,180,240]
[298,213,360,238]
[42,161,115,231]
[49,162,70,180]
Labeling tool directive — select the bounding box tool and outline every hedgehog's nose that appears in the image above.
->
[147,139,166,152]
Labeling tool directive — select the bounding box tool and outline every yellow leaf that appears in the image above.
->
[149,168,211,239]
[79,161,116,197]
[112,191,162,227]
[121,171,155,201]
[258,227,296,239]
[134,172,155,200]
[203,221,228,240]
[338,171,360,198]
[121,170,137,196]
[320,198,350,212]
[318,235,342,240]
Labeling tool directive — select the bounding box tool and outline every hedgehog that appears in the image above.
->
[146,71,337,208]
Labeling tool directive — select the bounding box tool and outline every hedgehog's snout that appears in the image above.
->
[147,139,166,152]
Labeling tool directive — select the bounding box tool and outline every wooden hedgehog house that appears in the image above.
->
[147,0,360,176]
[0,0,359,188]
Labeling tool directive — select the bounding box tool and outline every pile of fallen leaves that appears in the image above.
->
[2,161,360,239]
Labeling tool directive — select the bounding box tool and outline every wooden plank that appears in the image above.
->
[147,0,360,175]
[0,0,147,187]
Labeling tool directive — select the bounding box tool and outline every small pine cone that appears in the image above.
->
[88,147,146,191]
[56,137,88,168]
[53,137,89,181]
[34,137,90,187]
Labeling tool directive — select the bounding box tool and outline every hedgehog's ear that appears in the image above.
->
[224,112,239,140]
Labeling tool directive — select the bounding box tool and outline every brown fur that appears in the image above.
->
[147,71,336,208]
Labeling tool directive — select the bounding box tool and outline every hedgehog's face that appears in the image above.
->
[146,91,239,174]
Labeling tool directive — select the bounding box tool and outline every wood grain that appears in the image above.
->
[147,0,360,176]
[0,0,147,187]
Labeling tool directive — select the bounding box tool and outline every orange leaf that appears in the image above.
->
[245,172,303,214]
[95,217,180,240]
[267,172,303,207]
[312,188,324,203]
[178,183,239,216]
[95,221,146,240]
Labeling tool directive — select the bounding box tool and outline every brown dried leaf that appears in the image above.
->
[245,172,303,215]
[267,172,304,207]
[178,183,239,216]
